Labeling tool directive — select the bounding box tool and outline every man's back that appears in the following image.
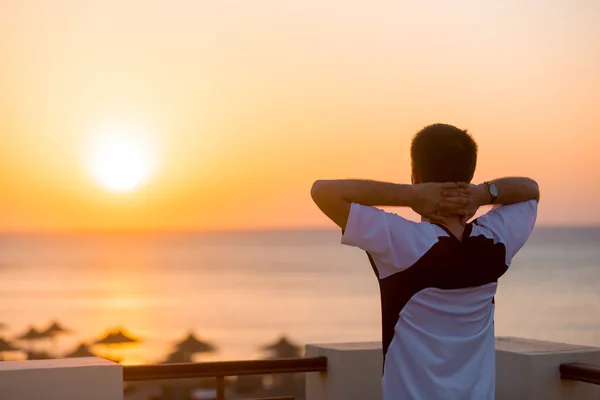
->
[342,200,538,399]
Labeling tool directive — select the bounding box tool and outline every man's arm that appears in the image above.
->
[438,177,539,220]
[311,179,465,230]
[469,177,540,207]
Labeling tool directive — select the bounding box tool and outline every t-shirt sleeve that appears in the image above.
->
[341,203,438,278]
[474,200,538,265]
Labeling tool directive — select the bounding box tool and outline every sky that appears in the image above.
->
[1,0,599,232]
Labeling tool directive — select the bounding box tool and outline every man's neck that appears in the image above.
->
[445,219,467,241]
[423,216,466,240]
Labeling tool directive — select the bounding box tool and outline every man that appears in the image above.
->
[311,123,539,400]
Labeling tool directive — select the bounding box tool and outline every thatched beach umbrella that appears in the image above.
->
[94,328,140,346]
[93,328,141,361]
[64,343,121,363]
[160,349,194,364]
[41,320,74,355]
[175,332,216,354]
[171,332,216,364]
[261,336,303,393]
[64,343,97,358]
[261,336,302,359]
[0,337,20,360]
[42,320,73,337]
[0,337,19,352]
[16,326,48,351]
[17,327,43,341]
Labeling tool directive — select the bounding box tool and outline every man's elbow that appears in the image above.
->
[311,180,344,208]
[530,178,540,202]
[310,180,350,229]
[311,180,329,204]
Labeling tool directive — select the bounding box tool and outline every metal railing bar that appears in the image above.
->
[216,376,225,400]
[123,356,327,382]
[250,397,295,400]
[560,363,600,386]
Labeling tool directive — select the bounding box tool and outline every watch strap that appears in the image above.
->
[484,181,498,204]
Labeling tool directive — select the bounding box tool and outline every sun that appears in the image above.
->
[85,122,159,193]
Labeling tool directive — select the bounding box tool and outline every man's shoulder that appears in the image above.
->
[471,200,537,263]
[474,200,538,226]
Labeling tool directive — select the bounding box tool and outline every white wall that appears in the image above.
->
[0,357,123,400]
[496,337,600,400]
[306,342,383,400]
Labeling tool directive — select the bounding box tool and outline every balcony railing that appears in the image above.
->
[560,363,600,386]
[121,357,600,400]
[123,356,328,400]
[3,339,600,400]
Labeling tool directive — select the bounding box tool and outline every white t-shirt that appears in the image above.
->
[342,200,538,400]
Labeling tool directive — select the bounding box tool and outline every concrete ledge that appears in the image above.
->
[496,337,600,400]
[0,357,123,400]
[306,342,383,400]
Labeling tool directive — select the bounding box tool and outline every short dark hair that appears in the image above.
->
[410,123,478,183]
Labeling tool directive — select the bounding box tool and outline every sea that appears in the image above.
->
[1,227,599,365]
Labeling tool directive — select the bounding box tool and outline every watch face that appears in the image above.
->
[490,183,499,197]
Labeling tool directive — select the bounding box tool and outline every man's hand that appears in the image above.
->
[438,183,490,224]
[410,182,472,224]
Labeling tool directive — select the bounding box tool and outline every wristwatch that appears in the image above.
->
[484,181,499,204]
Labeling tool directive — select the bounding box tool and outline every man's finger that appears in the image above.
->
[442,190,465,197]
[456,182,470,189]
[440,182,459,190]
[439,199,468,209]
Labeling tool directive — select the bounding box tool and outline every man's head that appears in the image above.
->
[410,123,478,184]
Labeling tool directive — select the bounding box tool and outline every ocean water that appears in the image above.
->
[0,227,599,365]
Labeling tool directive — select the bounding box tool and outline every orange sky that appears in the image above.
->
[1,1,599,232]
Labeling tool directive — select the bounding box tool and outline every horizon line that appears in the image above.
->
[1,223,600,235]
